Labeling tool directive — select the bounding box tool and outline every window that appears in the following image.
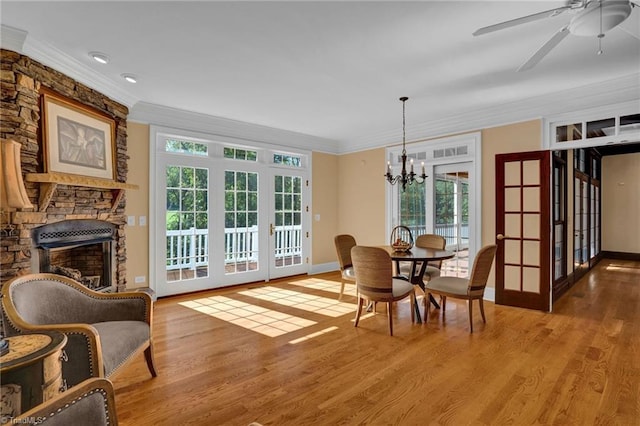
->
[224,147,258,161]
[165,139,208,156]
[273,153,302,167]
[545,102,640,149]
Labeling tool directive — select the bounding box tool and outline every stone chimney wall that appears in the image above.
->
[0,49,130,290]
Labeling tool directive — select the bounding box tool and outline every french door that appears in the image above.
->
[495,151,551,311]
[269,170,309,279]
[433,163,472,277]
[154,140,309,297]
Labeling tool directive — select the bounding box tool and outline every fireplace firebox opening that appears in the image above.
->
[31,220,117,292]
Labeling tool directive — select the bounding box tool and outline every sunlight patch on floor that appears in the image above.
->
[178,296,316,337]
[239,286,356,317]
[288,326,339,344]
[287,278,358,297]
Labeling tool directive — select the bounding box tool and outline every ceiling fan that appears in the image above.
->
[473,0,639,71]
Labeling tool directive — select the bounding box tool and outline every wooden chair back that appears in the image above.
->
[467,244,497,297]
[351,246,393,301]
[334,234,356,271]
[415,234,447,268]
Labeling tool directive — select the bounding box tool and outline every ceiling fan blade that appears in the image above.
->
[473,5,572,36]
[517,26,571,72]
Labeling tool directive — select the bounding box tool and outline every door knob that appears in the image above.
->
[270,223,275,236]
[496,234,506,240]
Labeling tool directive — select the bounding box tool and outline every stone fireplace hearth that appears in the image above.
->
[31,220,117,292]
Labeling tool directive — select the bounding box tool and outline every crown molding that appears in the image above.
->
[342,73,640,154]
[0,25,27,52]
[129,102,340,154]
[1,25,139,108]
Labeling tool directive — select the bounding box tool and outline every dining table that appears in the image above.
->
[381,245,455,323]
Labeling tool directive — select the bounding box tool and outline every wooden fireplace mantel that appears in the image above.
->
[25,172,139,212]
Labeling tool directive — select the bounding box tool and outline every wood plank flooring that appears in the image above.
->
[114,258,640,425]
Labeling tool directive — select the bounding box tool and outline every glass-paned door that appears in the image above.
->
[574,175,589,279]
[552,151,567,285]
[224,169,259,275]
[433,163,471,278]
[495,151,551,311]
[165,165,209,282]
[154,133,310,296]
[269,171,308,279]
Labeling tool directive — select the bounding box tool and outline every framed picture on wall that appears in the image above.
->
[41,89,116,181]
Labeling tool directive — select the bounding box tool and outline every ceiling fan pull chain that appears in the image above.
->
[597,0,604,55]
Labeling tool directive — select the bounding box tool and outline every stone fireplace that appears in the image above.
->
[31,220,117,292]
[0,49,132,290]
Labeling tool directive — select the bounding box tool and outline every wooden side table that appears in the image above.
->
[0,331,67,422]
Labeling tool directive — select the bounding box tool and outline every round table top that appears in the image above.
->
[0,331,67,371]
[381,245,455,261]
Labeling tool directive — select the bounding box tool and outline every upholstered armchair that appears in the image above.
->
[1,273,157,387]
[14,377,118,425]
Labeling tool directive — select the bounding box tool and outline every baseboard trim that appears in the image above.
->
[601,251,640,261]
[309,262,339,275]
[484,287,495,302]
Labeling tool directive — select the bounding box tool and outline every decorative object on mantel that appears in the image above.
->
[384,97,428,192]
[41,88,116,181]
[390,225,414,252]
[0,138,34,357]
[0,139,33,220]
[0,138,33,261]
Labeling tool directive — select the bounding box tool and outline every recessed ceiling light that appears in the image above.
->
[121,74,138,84]
[89,52,109,64]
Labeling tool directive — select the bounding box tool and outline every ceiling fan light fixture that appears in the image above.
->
[568,0,632,36]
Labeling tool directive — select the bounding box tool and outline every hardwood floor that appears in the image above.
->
[114,259,640,425]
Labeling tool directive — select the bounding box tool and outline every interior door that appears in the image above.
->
[268,169,309,279]
[495,151,551,311]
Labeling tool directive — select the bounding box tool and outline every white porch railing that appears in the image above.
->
[166,225,302,270]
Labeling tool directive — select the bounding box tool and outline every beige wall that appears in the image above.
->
[481,119,543,287]
[337,148,387,246]
[602,152,640,253]
[311,152,339,265]
[125,122,150,289]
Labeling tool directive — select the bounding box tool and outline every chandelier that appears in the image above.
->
[385,96,427,191]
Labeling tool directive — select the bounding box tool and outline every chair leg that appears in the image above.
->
[425,292,431,322]
[468,300,474,333]
[144,345,158,377]
[410,291,416,324]
[339,280,345,301]
[442,296,447,312]
[354,297,364,327]
[387,302,394,336]
[479,298,486,323]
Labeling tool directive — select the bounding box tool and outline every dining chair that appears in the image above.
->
[351,246,415,336]
[424,244,497,333]
[398,233,447,281]
[334,234,357,300]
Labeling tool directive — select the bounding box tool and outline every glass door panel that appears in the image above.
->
[165,165,209,282]
[224,170,259,275]
[434,165,470,278]
[269,171,308,279]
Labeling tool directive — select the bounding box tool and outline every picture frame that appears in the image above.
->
[41,89,116,181]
